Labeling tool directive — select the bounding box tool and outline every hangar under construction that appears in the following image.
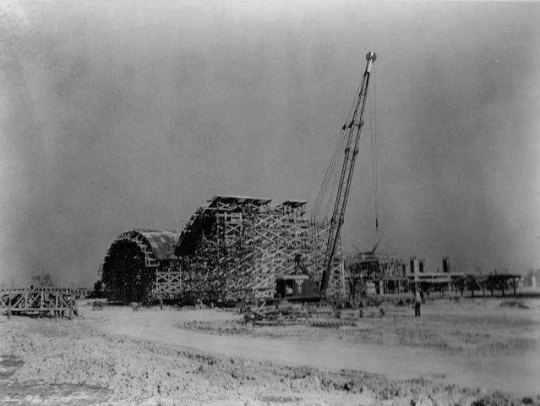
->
[100,195,344,304]
[96,51,522,307]
[101,52,377,305]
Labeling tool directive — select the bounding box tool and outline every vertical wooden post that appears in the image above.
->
[7,293,11,320]
[39,290,44,318]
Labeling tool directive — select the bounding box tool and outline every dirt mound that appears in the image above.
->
[500,301,531,309]
[179,312,536,356]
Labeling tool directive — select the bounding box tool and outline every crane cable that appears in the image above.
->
[313,62,380,237]
[312,92,358,220]
[369,69,379,232]
[312,76,364,221]
[312,126,347,220]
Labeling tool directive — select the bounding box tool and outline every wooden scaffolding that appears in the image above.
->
[99,196,344,304]
[173,195,344,303]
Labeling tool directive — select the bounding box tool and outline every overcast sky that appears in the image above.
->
[1,1,539,288]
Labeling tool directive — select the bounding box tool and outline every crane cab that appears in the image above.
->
[275,275,321,302]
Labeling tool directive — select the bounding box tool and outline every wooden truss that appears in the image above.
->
[0,287,86,318]
[152,264,182,300]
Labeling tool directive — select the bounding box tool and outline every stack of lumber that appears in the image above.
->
[244,301,337,325]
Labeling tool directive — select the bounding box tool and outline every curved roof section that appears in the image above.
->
[134,229,180,259]
[174,195,309,257]
[103,229,180,268]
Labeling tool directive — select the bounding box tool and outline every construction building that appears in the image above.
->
[346,253,523,299]
[100,53,376,306]
[346,250,407,298]
[100,195,344,304]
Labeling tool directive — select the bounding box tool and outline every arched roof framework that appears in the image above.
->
[102,229,180,269]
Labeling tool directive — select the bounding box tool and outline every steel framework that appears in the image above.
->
[320,52,377,296]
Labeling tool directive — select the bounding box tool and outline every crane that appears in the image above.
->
[272,51,377,305]
[319,51,377,297]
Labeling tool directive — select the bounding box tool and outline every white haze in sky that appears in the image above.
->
[0,1,539,287]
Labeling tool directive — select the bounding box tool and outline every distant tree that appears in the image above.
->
[93,280,103,294]
[90,279,106,298]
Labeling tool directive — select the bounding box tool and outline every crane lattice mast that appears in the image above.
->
[320,51,377,296]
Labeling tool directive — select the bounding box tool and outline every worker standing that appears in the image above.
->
[414,289,422,317]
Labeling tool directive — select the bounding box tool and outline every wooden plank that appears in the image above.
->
[8,308,71,313]
[12,295,25,309]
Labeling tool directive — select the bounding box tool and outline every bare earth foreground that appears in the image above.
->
[1,299,539,406]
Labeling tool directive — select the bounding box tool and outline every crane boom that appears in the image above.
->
[320,51,377,296]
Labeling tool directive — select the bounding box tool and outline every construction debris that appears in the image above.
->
[242,300,387,326]
[243,301,337,325]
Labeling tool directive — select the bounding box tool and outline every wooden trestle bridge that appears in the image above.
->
[0,287,87,319]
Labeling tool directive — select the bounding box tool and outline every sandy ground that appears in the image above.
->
[1,298,539,405]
